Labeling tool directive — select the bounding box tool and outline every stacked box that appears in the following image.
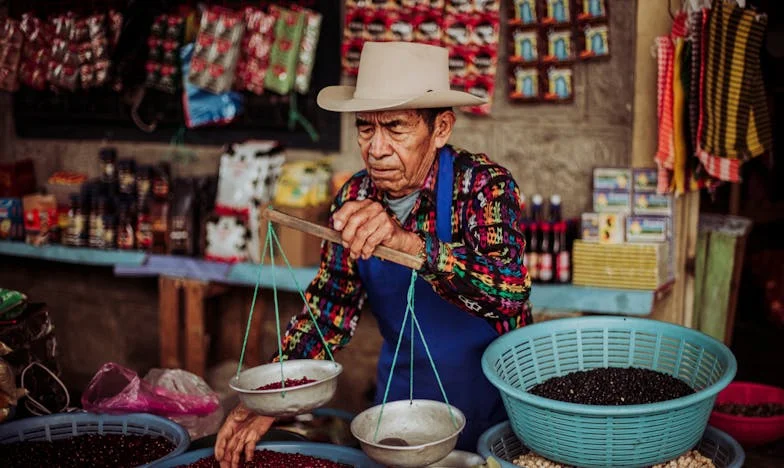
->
[572,240,670,290]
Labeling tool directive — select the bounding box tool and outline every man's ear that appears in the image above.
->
[433,110,456,149]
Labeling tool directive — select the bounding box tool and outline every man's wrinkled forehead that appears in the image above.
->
[355,110,422,127]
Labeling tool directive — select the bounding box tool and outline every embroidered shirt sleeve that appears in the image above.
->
[419,152,532,331]
[276,177,369,361]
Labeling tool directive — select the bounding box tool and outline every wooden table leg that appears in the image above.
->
[184,280,208,377]
[159,276,181,369]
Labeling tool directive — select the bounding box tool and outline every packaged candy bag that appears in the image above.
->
[342,39,363,76]
[235,8,276,94]
[294,9,322,94]
[181,43,244,129]
[265,6,305,95]
[189,7,245,94]
[578,23,610,60]
[461,74,494,116]
[0,17,23,92]
[18,14,53,90]
[145,13,186,93]
[204,214,250,263]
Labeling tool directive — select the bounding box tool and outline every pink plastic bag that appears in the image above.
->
[81,362,219,417]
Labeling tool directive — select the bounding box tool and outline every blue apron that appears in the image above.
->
[357,148,507,452]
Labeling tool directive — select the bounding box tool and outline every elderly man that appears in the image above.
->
[216,42,532,466]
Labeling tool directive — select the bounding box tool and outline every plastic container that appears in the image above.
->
[709,381,784,447]
[477,421,745,468]
[0,412,189,467]
[481,316,737,468]
[152,441,385,467]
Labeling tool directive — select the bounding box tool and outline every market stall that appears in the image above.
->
[1,0,783,467]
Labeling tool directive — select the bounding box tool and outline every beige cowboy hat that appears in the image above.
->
[317,41,486,113]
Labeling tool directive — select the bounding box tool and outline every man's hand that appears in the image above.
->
[215,404,275,468]
[332,199,423,260]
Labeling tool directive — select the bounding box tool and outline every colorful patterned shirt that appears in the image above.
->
[278,145,533,360]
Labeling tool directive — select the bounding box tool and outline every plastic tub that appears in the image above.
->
[482,316,737,467]
[709,381,784,447]
[0,412,190,467]
[478,421,745,468]
[152,441,384,467]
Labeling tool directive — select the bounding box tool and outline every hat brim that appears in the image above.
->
[316,85,486,112]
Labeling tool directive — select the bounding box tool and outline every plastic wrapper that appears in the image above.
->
[344,8,367,42]
[146,14,185,93]
[265,6,305,95]
[401,0,442,9]
[509,64,541,101]
[475,0,501,14]
[0,18,23,92]
[461,74,494,116]
[473,13,500,47]
[0,289,27,321]
[23,194,58,246]
[511,0,538,25]
[577,0,608,21]
[342,39,363,76]
[544,65,574,102]
[235,8,276,94]
[472,46,498,77]
[273,159,333,209]
[544,28,575,63]
[0,357,26,424]
[391,10,415,42]
[81,363,222,439]
[446,0,473,15]
[448,46,474,80]
[366,9,396,42]
[0,198,24,241]
[189,7,244,94]
[19,14,53,90]
[204,214,250,263]
[294,9,322,94]
[443,15,473,47]
[510,26,539,63]
[413,10,442,44]
[214,143,264,216]
[543,0,572,25]
[578,23,610,60]
[181,43,244,129]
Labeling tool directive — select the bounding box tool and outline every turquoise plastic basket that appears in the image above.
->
[481,316,737,468]
[477,421,745,468]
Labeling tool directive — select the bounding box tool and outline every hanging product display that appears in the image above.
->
[189,7,245,95]
[18,14,52,91]
[235,7,277,95]
[181,43,244,129]
[0,17,22,92]
[145,13,186,94]
[294,9,323,94]
[505,0,610,104]
[264,6,306,95]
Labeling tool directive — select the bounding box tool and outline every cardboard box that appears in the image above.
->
[593,168,632,191]
[593,190,631,214]
[633,168,658,193]
[626,215,670,243]
[572,240,670,290]
[633,192,672,215]
[599,213,625,244]
[581,213,600,242]
[257,204,329,267]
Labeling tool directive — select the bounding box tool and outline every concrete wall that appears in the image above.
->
[0,1,639,411]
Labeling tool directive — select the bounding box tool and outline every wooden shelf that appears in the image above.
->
[0,240,664,315]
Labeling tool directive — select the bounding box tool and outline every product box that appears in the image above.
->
[626,215,670,243]
[572,240,671,290]
[593,190,631,214]
[633,168,658,193]
[593,168,632,191]
[599,213,625,244]
[633,192,672,215]
[581,212,599,242]
[0,198,24,241]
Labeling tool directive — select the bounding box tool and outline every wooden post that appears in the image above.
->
[184,280,209,377]
[158,276,181,369]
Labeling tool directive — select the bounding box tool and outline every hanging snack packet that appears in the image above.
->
[543,0,571,25]
[214,142,266,217]
[391,10,415,42]
[367,9,395,43]
[181,43,244,129]
[294,9,321,95]
[511,0,538,25]
[577,0,608,21]
[510,27,539,63]
[344,8,367,42]
[235,8,277,95]
[475,0,500,14]
[448,46,474,80]
[265,6,305,95]
[189,7,245,94]
[443,15,473,47]
[23,194,58,247]
[543,28,574,63]
[472,46,497,77]
[446,0,473,15]
[413,10,442,45]
[0,18,22,92]
[461,74,494,116]
[19,14,53,90]
[473,14,499,47]
[342,39,363,76]
[578,23,610,59]
[544,65,574,102]
[145,13,185,93]
[509,64,541,101]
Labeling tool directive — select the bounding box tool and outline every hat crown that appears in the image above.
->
[353,42,450,100]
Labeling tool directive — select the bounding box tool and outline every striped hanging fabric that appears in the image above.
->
[698,0,771,182]
[655,35,675,194]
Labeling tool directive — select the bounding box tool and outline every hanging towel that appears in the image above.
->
[655,36,675,194]
[672,37,688,195]
[698,0,770,181]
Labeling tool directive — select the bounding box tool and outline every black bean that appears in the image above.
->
[528,367,696,405]
[0,433,175,468]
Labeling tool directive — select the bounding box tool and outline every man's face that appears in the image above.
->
[355,110,439,198]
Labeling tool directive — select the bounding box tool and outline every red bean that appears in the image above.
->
[185,449,352,467]
[0,433,175,468]
[256,377,317,391]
